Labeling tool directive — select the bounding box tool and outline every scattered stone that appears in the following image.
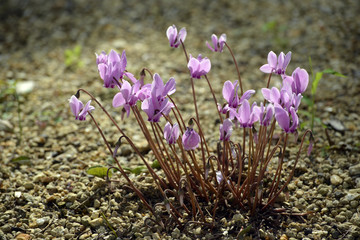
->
[194,227,201,235]
[1,224,11,233]
[15,233,31,240]
[172,228,181,239]
[0,119,13,133]
[335,214,346,223]
[65,193,77,202]
[93,199,101,208]
[344,193,360,201]
[318,186,330,196]
[349,163,360,176]
[324,119,346,133]
[36,216,50,226]
[24,182,34,190]
[89,218,103,228]
[0,230,6,240]
[152,232,161,240]
[330,175,343,186]
[14,191,22,198]
[232,213,245,224]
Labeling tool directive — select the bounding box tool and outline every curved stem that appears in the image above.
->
[77,89,126,136]
[268,133,288,201]
[262,130,313,210]
[87,112,154,214]
[204,75,223,123]
[225,42,243,95]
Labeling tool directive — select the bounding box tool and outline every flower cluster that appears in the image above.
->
[69,24,314,229]
[216,51,309,136]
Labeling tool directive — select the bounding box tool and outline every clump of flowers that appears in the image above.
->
[69,26,313,232]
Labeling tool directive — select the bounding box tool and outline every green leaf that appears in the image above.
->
[311,72,323,96]
[238,224,252,238]
[262,20,277,32]
[73,45,82,55]
[87,165,112,178]
[322,69,346,77]
[10,156,31,164]
[124,166,147,175]
[151,159,161,169]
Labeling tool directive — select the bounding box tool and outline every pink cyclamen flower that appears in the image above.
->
[282,67,309,94]
[182,127,200,151]
[141,97,173,122]
[112,80,140,119]
[222,80,240,109]
[96,49,127,88]
[257,103,274,126]
[260,51,291,75]
[151,73,176,99]
[231,100,260,128]
[307,134,314,156]
[69,95,95,121]
[221,81,256,119]
[262,87,281,105]
[216,171,224,184]
[187,54,211,79]
[166,25,187,48]
[274,104,299,133]
[219,118,233,141]
[164,122,180,144]
[141,73,175,122]
[206,34,227,52]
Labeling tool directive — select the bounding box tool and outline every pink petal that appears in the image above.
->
[239,99,250,125]
[200,58,211,73]
[164,77,176,96]
[261,88,271,102]
[98,63,108,80]
[270,87,280,104]
[206,41,215,52]
[178,27,187,42]
[211,34,218,51]
[267,51,277,69]
[283,51,292,69]
[260,64,273,73]
[277,52,285,70]
[222,81,235,103]
[296,68,309,93]
[274,104,290,132]
[108,49,120,65]
[113,92,126,108]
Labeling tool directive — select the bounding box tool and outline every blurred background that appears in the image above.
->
[0,0,359,147]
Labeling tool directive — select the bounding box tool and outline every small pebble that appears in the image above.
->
[330,175,343,186]
[349,164,360,176]
[15,233,31,240]
[89,218,103,228]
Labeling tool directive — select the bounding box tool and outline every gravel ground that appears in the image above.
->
[1,0,360,239]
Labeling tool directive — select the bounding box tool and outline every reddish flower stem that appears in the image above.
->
[225,42,243,95]
[87,112,154,215]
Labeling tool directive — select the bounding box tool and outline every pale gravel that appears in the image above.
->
[0,0,359,239]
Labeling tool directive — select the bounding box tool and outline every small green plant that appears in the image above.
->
[0,79,23,144]
[300,57,346,131]
[0,79,17,116]
[64,45,84,70]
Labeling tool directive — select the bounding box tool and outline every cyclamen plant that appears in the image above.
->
[69,24,314,230]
